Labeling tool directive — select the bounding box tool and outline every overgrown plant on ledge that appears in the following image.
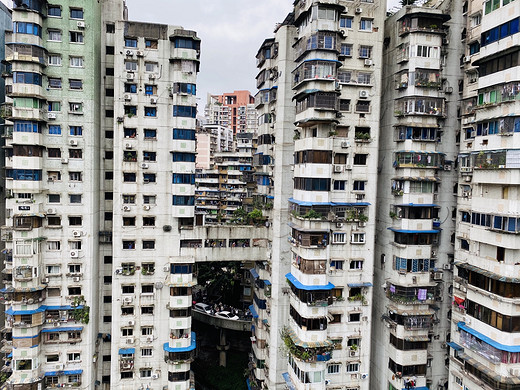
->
[302,209,322,220]
[348,293,367,305]
[70,295,90,324]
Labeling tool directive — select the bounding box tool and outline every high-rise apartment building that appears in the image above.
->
[249,0,385,388]
[448,0,520,389]
[205,90,256,134]
[1,1,200,389]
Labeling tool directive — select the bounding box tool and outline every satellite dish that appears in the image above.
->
[155,282,163,289]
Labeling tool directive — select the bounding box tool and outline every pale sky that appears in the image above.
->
[125,0,294,106]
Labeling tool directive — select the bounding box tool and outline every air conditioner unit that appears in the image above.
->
[355,7,362,13]
[149,73,156,80]
[69,139,78,146]
[339,29,348,38]
[364,59,373,66]
[444,164,452,171]
[136,50,144,57]
[55,364,64,370]
[334,164,343,173]
[336,222,344,228]
[126,50,134,56]
[431,250,437,258]
[76,21,85,28]
[341,141,350,148]
[463,56,471,63]
[115,268,122,275]
[143,205,151,211]
[443,264,453,270]
[123,205,131,212]
[359,90,369,98]
[47,112,57,120]
[345,164,352,170]
[325,379,331,385]
[433,271,443,280]
[510,368,520,376]
[72,230,81,237]
[141,163,149,169]
[126,72,134,80]
[123,297,133,304]
[150,97,158,104]
[127,320,135,326]
[146,336,153,342]
[117,116,124,122]
[464,176,472,182]
[462,191,470,197]
[441,342,447,349]
[124,143,132,149]
[126,337,134,344]
[42,277,49,284]
[361,373,368,380]
[47,208,57,215]
[124,94,131,101]
[73,276,80,282]
[70,250,79,258]
[151,374,159,380]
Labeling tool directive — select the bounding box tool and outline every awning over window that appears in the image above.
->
[118,348,135,355]
[455,261,520,283]
[458,321,520,352]
[347,282,373,288]
[249,268,259,279]
[285,273,334,291]
[249,304,259,319]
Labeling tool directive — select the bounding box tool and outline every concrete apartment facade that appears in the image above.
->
[205,90,257,134]
[448,0,520,388]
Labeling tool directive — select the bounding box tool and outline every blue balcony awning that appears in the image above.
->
[388,227,441,234]
[266,195,274,199]
[163,332,196,353]
[285,273,334,291]
[41,327,83,333]
[118,348,135,355]
[288,198,371,207]
[249,304,259,319]
[347,282,373,288]
[458,322,520,352]
[249,268,259,279]
[263,280,271,286]
[282,372,297,390]
[44,369,82,376]
[6,306,46,315]
[46,305,84,310]
[446,341,463,351]
[402,387,429,390]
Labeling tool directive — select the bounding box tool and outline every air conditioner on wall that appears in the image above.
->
[136,50,144,57]
[77,21,85,28]
[126,50,134,56]
[359,90,369,98]
[70,251,79,258]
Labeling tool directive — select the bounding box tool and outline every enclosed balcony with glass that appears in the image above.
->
[292,59,339,88]
[397,11,449,36]
[293,31,340,61]
[394,96,444,116]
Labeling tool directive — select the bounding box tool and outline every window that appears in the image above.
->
[69,31,84,43]
[141,348,152,357]
[122,241,135,250]
[48,148,61,158]
[144,129,156,139]
[140,369,152,378]
[123,217,136,226]
[48,29,62,41]
[69,102,83,113]
[144,85,157,95]
[67,353,80,362]
[142,240,155,250]
[46,354,60,362]
[121,372,133,379]
[69,149,82,159]
[143,151,156,162]
[340,16,353,28]
[70,56,83,67]
[106,46,115,55]
[123,172,136,182]
[124,128,137,138]
[69,79,83,90]
[359,45,372,58]
[48,77,61,89]
[48,102,61,112]
[173,105,197,118]
[13,22,42,37]
[70,126,82,136]
[328,364,341,374]
[142,327,153,336]
[332,233,346,244]
[353,181,365,191]
[143,173,156,183]
[48,5,61,17]
[70,8,83,19]
[172,129,196,140]
[124,83,137,93]
[143,217,155,226]
[333,180,346,190]
[145,39,158,49]
[317,6,335,20]
[125,60,137,71]
[48,194,60,203]
[47,217,61,227]
[68,216,82,226]
[143,195,156,205]
[346,363,359,372]
[69,194,82,204]
[351,233,366,244]
[49,54,62,66]
[106,23,115,33]
[69,264,81,273]
[358,72,371,85]
[125,38,138,47]
[13,72,42,85]
[47,241,61,251]
[144,107,156,117]
[145,62,158,72]
[123,195,136,204]
[121,328,133,337]
[340,44,352,56]
[360,19,373,31]
[353,154,367,165]
[141,306,154,315]
[125,106,137,116]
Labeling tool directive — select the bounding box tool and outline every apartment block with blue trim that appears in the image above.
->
[450,0,520,388]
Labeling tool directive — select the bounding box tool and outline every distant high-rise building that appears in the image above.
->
[204,90,256,134]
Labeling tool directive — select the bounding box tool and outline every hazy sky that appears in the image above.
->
[125,0,294,106]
